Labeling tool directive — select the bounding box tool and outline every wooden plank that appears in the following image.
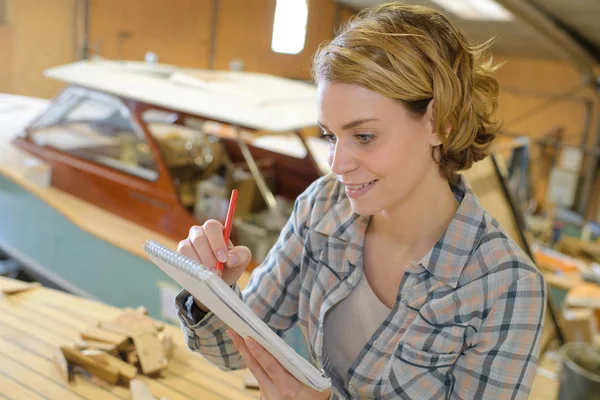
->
[0,324,128,399]
[1,303,256,400]
[61,346,120,385]
[74,339,119,355]
[0,371,48,400]
[0,277,259,400]
[0,311,190,400]
[130,379,156,400]
[85,352,138,384]
[102,310,165,334]
[132,331,168,375]
[1,281,41,295]
[52,347,72,384]
[80,326,130,350]
[0,351,82,400]
[160,333,173,360]
[0,305,78,345]
[12,297,96,331]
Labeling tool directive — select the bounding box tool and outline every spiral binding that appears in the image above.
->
[143,239,211,281]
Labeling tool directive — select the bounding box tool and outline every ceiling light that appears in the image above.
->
[431,0,514,21]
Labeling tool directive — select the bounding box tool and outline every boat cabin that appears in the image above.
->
[13,60,328,261]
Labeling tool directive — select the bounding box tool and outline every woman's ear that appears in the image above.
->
[426,100,443,147]
[426,100,450,147]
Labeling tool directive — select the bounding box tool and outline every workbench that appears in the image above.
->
[0,276,260,400]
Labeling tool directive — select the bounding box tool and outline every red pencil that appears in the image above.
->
[216,189,238,277]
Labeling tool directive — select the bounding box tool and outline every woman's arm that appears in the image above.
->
[449,272,546,399]
[175,197,308,371]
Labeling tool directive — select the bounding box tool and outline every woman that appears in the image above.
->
[175,3,546,399]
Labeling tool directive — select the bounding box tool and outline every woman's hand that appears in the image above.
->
[226,330,330,400]
[178,221,252,311]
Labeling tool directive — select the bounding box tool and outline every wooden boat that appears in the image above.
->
[11,59,328,255]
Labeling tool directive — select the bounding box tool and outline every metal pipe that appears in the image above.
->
[79,0,90,60]
[498,132,600,156]
[291,130,323,177]
[577,88,600,217]
[233,126,284,225]
[208,0,219,69]
[493,0,596,77]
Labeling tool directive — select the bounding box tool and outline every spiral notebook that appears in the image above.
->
[143,239,331,391]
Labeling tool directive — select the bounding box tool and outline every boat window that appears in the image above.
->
[29,90,159,181]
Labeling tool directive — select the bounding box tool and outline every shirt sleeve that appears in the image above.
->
[449,271,546,399]
[174,198,307,371]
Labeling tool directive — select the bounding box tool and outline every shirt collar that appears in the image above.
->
[314,174,486,289]
[417,175,486,288]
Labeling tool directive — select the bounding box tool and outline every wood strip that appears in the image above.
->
[130,379,155,400]
[0,278,259,399]
[0,307,77,345]
[14,292,257,397]
[1,281,41,295]
[132,331,168,375]
[85,353,138,384]
[2,314,255,400]
[0,371,49,400]
[61,346,120,385]
[0,334,126,399]
[2,301,257,400]
[80,326,129,350]
[0,352,83,400]
[36,298,259,399]
[0,308,238,400]
[12,299,95,331]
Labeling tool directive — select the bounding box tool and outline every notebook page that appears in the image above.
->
[143,240,331,391]
[206,275,331,389]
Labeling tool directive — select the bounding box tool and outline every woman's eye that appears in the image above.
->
[356,133,375,145]
[321,132,337,144]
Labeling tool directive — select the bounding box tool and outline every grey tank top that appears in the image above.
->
[323,272,392,382]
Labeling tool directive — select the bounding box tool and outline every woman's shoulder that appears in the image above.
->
[465,211,545,292]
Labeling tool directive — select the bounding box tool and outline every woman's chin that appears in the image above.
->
[348,199,379,216]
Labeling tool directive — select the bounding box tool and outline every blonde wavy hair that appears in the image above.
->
[312,3,502,179]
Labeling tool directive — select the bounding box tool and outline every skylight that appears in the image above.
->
[271,0,309,54]
[431,0,514,21]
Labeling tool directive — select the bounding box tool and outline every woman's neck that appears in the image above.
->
[370,170,459,259]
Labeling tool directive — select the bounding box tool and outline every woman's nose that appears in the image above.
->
[328,143,357,175]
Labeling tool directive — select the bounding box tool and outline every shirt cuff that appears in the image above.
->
[175,284,240,328]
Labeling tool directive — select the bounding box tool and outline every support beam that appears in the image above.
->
[492,0,596,80]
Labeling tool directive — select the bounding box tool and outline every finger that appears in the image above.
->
[245,337,301,394]
[227,331,279,395]
[189,226,218,269]
[203,220,229,263]
[178,238,200,261]
[226,245,252,269]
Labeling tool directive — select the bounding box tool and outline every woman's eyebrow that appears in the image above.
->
[317,118,379,131]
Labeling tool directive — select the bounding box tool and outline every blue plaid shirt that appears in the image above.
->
[176,173,546,399]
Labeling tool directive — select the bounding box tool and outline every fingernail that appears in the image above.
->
[217,249,228,263]
[228,253,238,267]
[246,338,256,349]
[225,330,233,339]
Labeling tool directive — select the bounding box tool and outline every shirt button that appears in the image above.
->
[348,276,355,285]
[348,383,356,393]
[373,339,380,348]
